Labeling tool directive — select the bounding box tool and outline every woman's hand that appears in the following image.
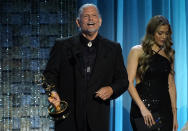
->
[140,106,155,127]
[173,114,178,131]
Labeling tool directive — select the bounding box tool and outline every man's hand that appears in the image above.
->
[95,86,113,100]
[48,91,61,110]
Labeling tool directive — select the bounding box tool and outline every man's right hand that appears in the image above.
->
[48,91,61,109]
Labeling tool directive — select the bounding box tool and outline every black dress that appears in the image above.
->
[130,51,173,131]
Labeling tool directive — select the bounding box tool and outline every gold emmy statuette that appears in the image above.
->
[35,74,70,120]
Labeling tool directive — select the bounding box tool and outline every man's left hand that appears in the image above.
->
[95,86,113,100]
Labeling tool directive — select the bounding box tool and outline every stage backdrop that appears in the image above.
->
[0,0,77,130]
[78,0,188,131]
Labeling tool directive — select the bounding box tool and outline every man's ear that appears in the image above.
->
[76,19,80,28]
[99,18,102,27]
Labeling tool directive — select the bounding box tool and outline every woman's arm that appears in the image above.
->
[168,63,178,131]
[127,45,155,127]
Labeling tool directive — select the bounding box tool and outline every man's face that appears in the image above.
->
[76,6,102,35]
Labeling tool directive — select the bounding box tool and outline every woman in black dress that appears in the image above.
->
[127,15,178,131]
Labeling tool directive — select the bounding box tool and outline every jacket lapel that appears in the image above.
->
[70,35,84,77]
[88,38,108,86]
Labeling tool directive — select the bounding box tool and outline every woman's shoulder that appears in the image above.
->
[131,44,142,50]
[130,45,143,56]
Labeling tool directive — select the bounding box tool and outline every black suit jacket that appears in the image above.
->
[43,34,129,131]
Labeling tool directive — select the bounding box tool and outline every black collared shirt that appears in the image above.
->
[79,33,100,84]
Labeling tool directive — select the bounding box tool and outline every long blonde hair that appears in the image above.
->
[137,15,175,80]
